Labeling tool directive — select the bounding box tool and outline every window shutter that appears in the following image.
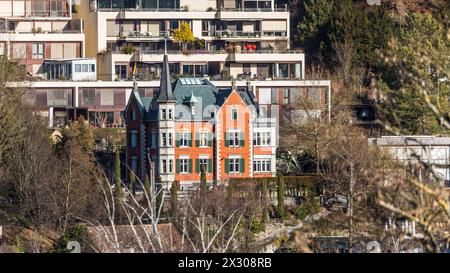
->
[240,132,245,147]
[225,159,229,174]
[195,133,200,147]
[188,133,192,147]
[195,159,200,173]
[208,159,213,173]
[188,159,193,173]
[176,159,180,173]
[176,133,180,147]
[240,158,245,173]
[224,132,229,147]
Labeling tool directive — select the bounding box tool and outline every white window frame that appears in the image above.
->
[168,132,173,147]
[199,131,209,147]
[169,159,173,173]
[180,131,190,147]
[231,107,238,120]
[32,43,44,59]
[228,130,240,147]
[253,158,272,173]
[199,155,209,172]
[229,156,241,174]
[161,108,167,120]
[253,132,272,146]
[161,132,167,147]
[180,158,189,174]
[161,159,167,174]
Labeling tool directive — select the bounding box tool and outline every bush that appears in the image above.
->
[250,217,264,234]
[52,224,94,253]
[120,45,136,55]
[295,197,321,220]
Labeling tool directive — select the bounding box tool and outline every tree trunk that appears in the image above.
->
[348,162,354,253]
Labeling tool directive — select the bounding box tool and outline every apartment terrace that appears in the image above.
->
[90,1,288,12]
[0,18,83,34]
[0,0,72,19]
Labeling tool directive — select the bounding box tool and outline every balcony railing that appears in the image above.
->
[0,19,83,34]
[213,30,287,38]
[110,47,302,55]
[118,31,170,39]
[90,0,289,12]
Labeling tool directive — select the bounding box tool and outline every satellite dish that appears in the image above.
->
[366,241,381,253]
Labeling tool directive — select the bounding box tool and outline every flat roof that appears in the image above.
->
[369,136,450,146]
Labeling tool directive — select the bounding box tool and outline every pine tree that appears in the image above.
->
[200,165,207,200]
[296,0,334,59]
[129,171,136,197]
[277,175,285,220]
[170,181,178,219]
[114,148,123,198]
[261,178,269,224]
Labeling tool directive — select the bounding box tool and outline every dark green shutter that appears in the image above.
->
[224,132,229,147]
[225,158,229,173]
[176,133,180,147]
[240,158,245,173]
[195,159,200,173]
[195,133,200,147]
[239,132,245,147]
[188,133,192,147]
[176,159,180,173]
[208,159,213,173]
[188,159,193,173]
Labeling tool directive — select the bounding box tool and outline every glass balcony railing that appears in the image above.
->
[212,30,288,38]
[0,19,83,34]
[110,47,301,55]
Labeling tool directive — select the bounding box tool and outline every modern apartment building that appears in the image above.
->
[4,0,331,131]
[0,0,91,79]
[124,51,278,189]
[73,0,302,82]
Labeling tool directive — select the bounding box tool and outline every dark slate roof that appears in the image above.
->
[155,54,175,102]
[144,78,259,122]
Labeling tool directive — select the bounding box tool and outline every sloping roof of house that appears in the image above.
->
[143,78,259,122]
[87,223,185,253]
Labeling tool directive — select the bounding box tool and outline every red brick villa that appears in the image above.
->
[124,51,278,190]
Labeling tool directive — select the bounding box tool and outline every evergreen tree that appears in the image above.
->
[200,165,207,200]
[379,13,450,135]
[296,0,334,59]
[170,181,178,219]
[277,175,285,220]
[129,171,136,197]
